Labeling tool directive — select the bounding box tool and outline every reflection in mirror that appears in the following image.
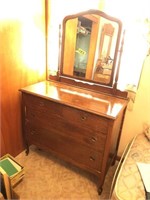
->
[63,14,100,80]
[61,10,122,87]
[94,23,115,84]
[74,17,92,78]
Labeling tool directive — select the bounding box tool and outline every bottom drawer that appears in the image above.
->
[26,125,103,172]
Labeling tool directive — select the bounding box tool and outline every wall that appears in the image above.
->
[118,54,150,155]
[0,0,46,157]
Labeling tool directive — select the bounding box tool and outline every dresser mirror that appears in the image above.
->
[59,10,123,90]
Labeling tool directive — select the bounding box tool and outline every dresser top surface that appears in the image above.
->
[20,81,128,119]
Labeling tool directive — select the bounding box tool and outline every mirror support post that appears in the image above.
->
[45,0,48,80]
[113,30,125,94]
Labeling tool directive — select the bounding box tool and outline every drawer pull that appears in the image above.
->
[30,130,38,135]
[90,156,95,161]
[39,102,44,107]
[91,137,97,142]
[81,116,87,121]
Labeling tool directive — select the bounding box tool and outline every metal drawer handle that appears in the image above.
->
[91,137,97,142]
[30,130,38,135]
[89,156,95,161]
[81,116,87,121]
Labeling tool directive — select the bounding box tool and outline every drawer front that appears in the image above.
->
[23,93,63,117]
[25,124,103,172]
[23,94,109,134]
[61,106,108,134]
[26,108,107,152]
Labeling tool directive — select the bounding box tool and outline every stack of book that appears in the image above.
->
[0,154,24,187]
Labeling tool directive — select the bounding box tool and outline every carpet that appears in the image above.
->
[14,145,118,200]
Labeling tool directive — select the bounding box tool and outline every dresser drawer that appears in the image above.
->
[23,94,109,134]
[26,109,107,152]
[25,124,103,172]
[23,93,63,117]
[61,105,108,134]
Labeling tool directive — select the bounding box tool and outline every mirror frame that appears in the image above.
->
[45,4,127,98]
[59,10,124,95]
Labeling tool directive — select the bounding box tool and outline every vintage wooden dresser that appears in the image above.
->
[20,80,128,194]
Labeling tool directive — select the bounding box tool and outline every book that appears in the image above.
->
[0,167,12,199]
[7,157,22,172]
[0,157,22,177]
[0,154,24,187]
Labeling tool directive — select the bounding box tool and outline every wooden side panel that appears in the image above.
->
[0,0,46,157]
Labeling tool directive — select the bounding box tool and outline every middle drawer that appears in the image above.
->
[26,108,107,152]
[24,94,109,134]
[25,124,103,173]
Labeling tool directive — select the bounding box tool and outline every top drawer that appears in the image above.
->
[61,106,108,134]
[23,93,62,117]
[23,93,109,134]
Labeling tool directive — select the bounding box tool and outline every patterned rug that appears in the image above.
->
[14,145,118,200]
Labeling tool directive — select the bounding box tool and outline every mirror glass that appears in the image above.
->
[60,10,122,87]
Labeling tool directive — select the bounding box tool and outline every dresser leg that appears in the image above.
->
[111,158,116,166]
[98,187,103,195]
[25,143,29,155]
[25,148,29,155]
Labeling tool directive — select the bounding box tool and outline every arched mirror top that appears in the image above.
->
[59,10,123,90]
[47,9,127,97]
